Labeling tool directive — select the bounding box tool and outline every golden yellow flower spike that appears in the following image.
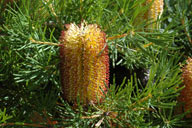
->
[144,0,164,29]
[59,21,109,104]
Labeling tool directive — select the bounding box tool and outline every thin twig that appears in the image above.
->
[29,37,59,46]
[0,123,46,127]
[107,32,153,50]
[95,117,105,127]
[132,107,154,112]
[181,19,192,44]
[143,42,153,48]
[81,114,101,119]
[131,93,152,107]
[107,33,127,40]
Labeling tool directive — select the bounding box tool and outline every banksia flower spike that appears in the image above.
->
[59,21,109,105]
[179,57,192,117]
[143,0,164,29]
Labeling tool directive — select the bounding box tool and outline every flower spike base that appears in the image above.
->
[59,21,109,105]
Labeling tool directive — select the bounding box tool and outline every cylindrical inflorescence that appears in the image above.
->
[143,0,164,29]
[179,57,192,117]
[59,21,109,104]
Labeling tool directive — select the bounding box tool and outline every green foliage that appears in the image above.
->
[163,0,192,57]
[0,108,12,123]
[51,51,183,128]
[0,0,191,127]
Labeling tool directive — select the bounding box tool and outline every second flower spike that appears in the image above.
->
[59,21,109,105]
[144,0,164,29]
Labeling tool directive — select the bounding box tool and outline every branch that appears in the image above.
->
[131,93,152,108]
[0,123,46,127]
[29,37,59,46]
[181,19,192,44]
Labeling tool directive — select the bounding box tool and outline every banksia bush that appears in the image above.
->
[1,0,191,127]
[179,57,192,117]
[59,22,109,105]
